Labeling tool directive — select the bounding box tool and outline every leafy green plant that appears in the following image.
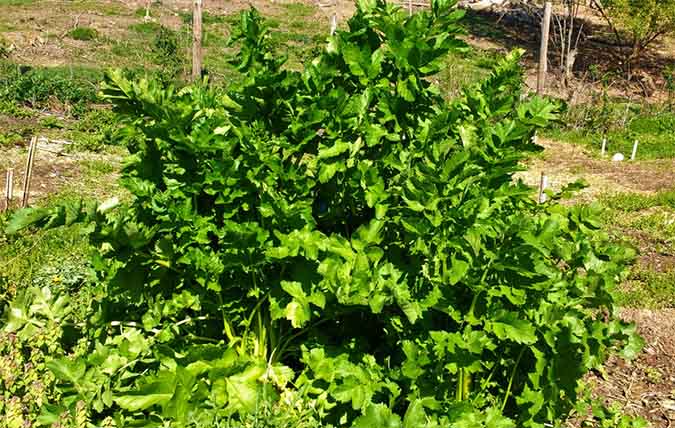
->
[4,1,643,427]
[68,27,99,42]
[0,63,100,115]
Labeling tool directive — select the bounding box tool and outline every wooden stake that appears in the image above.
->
[21,137,37,208]
[538,172,549,203]
[631,140,639,161]
[601,137,607,156]
[3,168,13,212]
[537,2,552,94]
[408,0,413,16]
[191,0,203,81]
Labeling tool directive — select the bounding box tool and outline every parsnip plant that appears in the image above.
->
[4,0,643,427]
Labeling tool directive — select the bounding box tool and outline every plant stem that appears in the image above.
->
[216,292,236,343]
[501,347,526,413]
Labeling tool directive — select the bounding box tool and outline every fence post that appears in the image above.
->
[192,0,203,81]
[21,137,37,208]
[537,2,552,94]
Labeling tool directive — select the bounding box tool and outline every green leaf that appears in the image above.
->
[487,311,537,344]
[4,207,52,234]
[47,358,87,385]
[225,364,266,414]
[446,256,469,285]
[352,403,402,428]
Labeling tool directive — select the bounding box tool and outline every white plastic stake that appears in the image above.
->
[631,140,638,161]
[601,138,607,156]
[538,172,549,203]
[330,14,337,35]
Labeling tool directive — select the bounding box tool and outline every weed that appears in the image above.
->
[68,27,99,41]
[0,131,21,147]
[0,99,34,118]
[38,116,65,129]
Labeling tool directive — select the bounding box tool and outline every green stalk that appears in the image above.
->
[456,368,464,401]
[501,347,526,413]
[463,371,471,400]
[216,293,236,343]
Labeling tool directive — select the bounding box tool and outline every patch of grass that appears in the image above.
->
[600,188,675,212]
[0,0,35,5]
[617,269,675,309]
[128,21,163,35]
[68,26,99,41]
[64,0,126,15]
[80,158,116,177]
[280,2,317,17]
[547,100,675,159]
[629,210,675,238]
[596,190,675,309]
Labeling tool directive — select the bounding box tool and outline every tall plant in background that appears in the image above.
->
[4,0,643,427]
[591,0,675,76]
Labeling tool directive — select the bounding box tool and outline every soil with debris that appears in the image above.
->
[588,309,675,428]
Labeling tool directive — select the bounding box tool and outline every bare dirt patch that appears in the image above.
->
[516,139,675,202]
[0,144,121,210]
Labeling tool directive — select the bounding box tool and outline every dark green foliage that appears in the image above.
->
[4,1,644,427]
[68,27,99,41]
